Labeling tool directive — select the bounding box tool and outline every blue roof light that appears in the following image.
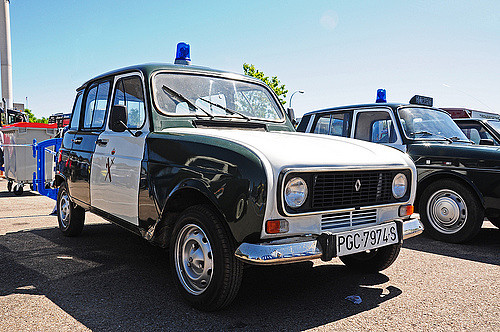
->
[376,89,386,103]
[174,42,191,65]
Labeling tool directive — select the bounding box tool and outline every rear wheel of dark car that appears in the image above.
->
[57,182,85,236]
[419,179,483,243]
[170,204,243,311]
[339,243,401,272]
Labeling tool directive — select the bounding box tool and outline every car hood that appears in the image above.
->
[408,142,500,169]
[162,128,414,170]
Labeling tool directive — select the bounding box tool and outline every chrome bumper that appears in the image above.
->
[235,218,423,265]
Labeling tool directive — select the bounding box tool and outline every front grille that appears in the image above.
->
[312,170,397,210]
[321,209,377,230]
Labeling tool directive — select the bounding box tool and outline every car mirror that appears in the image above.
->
[109,105,128,132]
[479,138,495,146]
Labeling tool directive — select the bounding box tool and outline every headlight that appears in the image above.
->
[392,173,408,199]
[284,177,308,208]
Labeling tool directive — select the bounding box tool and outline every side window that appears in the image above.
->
[83,81,110,130]
[313,114,331,134]
[69,92,83,130]
[355,111,397,143]
[113,76,146,129]
[330,112,351,137]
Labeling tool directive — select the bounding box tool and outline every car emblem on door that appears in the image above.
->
[355,179,361,192]
[105,157,115,182]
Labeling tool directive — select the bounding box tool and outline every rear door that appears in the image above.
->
[90,73,148,226]
[68,80,111,207]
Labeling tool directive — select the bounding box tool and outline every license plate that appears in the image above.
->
[336,222,398,256]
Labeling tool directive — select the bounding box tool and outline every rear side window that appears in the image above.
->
[69,92,83,130]
[83,81,110,130]
[311,112,351,137]
[113,76,146,129]
[355,111,397,143]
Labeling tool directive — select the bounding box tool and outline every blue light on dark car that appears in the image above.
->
[376,89,387,103]
[174,42,191,65]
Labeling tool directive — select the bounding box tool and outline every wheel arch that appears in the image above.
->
[151,180,230,248]
[415,171,485,212]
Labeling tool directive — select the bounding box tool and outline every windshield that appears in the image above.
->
[397,107,469,142]
[487,120,500,133]
[153,73,284,121]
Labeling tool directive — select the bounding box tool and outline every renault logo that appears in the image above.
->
[355,179,361,192]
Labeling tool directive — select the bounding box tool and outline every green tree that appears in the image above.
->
[243,63,288,105]
[24,109,48,124]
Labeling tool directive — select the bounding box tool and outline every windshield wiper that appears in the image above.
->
[199,97,251,121]
[162,85,213,119]
[409,131,453,143]
[449,136,473,143]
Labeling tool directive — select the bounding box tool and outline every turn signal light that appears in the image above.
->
[399,204,414,217]
[266,219,289,234]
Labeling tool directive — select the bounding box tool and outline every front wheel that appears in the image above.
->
[339,243,401,272]
[419,179,483,243]
[170,205,243,311]
[57,183,85,236]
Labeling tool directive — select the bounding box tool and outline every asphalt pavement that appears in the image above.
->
[0,178,498,331]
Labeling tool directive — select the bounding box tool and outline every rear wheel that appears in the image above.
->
[419,179,483,243]
[340,243,401,272]
[170,205,243,311]
[13,184,23,196]
[57,183,85,236]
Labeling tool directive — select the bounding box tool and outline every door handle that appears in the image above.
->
[72,137,83,144]
[96,139,108,146]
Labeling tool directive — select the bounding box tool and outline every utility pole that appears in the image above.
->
[0,0,13,116]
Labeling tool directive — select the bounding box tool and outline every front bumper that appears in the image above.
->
[235,218,423,265]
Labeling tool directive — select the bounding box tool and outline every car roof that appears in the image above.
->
[77,63,261,91]
[302,103,445,116]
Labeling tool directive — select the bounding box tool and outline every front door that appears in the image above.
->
[90,73,148,226]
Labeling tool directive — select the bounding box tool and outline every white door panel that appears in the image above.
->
[91,131,146,225]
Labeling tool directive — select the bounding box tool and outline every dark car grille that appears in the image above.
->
[312,170,399,210]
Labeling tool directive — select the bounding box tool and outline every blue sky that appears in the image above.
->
[7,0,500,118]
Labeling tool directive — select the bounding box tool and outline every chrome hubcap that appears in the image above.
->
[59,192,70,229]
[427,189,467,234]
[174,224,213,295]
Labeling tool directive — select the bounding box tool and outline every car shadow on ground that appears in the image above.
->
[403,225,500,266]
[0,223,401,331]
[0,190,39,198]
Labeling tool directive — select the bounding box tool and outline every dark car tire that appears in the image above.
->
[57,183,85,237]
[339,243,401,272]
[13,184,23,196]
[170,204,243,311]
[487,217,500,229]
[419,179,483,243]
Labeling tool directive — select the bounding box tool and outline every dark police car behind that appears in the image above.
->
[297,94,500,242]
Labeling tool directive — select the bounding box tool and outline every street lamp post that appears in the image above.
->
[289,90,304,108]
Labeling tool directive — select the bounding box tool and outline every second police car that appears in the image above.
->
[298,91,500,243]
[55,45,422,311]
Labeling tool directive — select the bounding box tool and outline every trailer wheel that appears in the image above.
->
[7,181,13,192]
[13,184,23,196]
[57,183,85,236]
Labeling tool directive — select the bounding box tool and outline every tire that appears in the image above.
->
[419,179,483,243]
[57,183,85,236]
[170,204,243,311]
[13,184,23,196]
[487,217,500,229]
[339,243,401,272]
[7,181,13,192]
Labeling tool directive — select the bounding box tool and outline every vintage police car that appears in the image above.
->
[298,94,500,243]
[55,53,421,310]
